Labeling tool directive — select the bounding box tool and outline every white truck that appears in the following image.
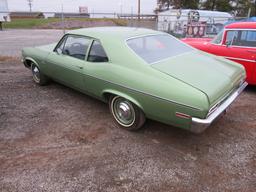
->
[0,0,10,30]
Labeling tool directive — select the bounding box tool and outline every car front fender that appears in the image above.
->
[23,57,39,68]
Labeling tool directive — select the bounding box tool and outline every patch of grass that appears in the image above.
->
[3,18,61,29]
[0,56,17,62]
[3,18,128,29]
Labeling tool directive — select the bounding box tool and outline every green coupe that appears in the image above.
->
[22,27,247,133]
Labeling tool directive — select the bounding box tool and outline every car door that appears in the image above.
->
[46,34,92,90]
[208,29,256,83]
[82,39,110,96]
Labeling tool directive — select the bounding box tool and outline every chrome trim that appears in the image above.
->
[226,45,256,49]
[190,81,248,133]
[207,76,244,117]
[85,74,203,111]
[224,28,256,31]
[224,56,256,63]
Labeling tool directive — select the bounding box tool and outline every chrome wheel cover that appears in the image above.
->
[111,96,136,127]
[32,65,40,83]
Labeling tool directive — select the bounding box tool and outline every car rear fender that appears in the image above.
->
[102,89,144,111]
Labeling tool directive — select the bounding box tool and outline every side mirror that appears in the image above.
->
[56,48,62,55]
[225,40,231,47]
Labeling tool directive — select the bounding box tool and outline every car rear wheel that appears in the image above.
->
[109,95,145,131]
[31,63,49,85]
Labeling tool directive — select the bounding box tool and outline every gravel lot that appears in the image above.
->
[0,30,256,192]
[0,29,63,56]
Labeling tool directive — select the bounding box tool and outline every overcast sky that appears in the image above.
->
[7,0,157,14]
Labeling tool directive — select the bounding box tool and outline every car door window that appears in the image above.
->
[61,35,91,60]
[225,30,239,45]
[87,40,109,62]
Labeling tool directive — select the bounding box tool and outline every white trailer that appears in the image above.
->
[0,0,10,30]
[158,9,233,36]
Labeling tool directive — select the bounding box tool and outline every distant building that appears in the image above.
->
[79,6,88,14]
[0,0,10,22]
[54,13,90,18]
[10,12,45,19]
[0,0,10,30]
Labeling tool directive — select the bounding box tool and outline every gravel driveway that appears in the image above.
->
[0,30,255,192]
[0,29,63,56]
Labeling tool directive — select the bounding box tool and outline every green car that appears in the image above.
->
[22,27,247,133]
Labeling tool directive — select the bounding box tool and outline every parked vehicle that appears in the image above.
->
[182,22,256,85]
[22,27,247,133]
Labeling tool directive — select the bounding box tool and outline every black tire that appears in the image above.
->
[31,63,49,85]
[109,95,145,131]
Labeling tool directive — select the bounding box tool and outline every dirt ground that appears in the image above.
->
[0,30,256,192]
[0,58,256,192]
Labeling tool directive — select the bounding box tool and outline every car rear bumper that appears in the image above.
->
[190,81,248,133]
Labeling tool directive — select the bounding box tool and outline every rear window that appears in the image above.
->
[127,35,193,64]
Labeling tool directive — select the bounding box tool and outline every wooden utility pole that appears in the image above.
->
[138,0,141,20]
[255,0,256,16]
[27,0,33,12]
[211,0,216,11]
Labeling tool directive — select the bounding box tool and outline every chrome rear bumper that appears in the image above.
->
[190,82,248,133]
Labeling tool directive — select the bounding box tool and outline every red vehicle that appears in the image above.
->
[182,22,256,85]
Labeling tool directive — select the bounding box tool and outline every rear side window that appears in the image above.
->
[88,40,109,62]
[240,31,256,47]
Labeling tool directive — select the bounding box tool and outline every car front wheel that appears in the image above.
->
[31,63,49,85]
[109,95,145,131]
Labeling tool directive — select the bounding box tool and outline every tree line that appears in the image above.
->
[156,0,256,17]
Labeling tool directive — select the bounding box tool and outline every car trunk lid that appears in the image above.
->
[151,51,244,106]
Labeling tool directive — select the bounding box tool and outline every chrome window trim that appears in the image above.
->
[224,28,256,31]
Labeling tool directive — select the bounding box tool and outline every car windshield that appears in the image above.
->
[211,29,224,44]
[127,34,193,64]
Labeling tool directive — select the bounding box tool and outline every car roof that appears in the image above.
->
[225,22,256,29]
[67,27,163,40]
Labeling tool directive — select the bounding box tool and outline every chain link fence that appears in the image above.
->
[0,10,244,38]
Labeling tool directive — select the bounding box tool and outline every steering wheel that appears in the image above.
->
[71,42,83,49]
